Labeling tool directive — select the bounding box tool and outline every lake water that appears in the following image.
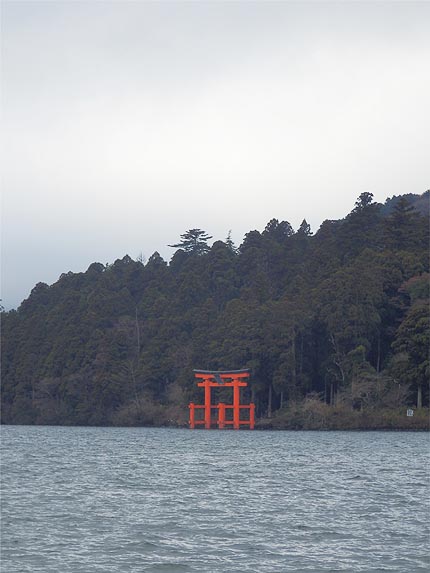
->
[1,426,429,572]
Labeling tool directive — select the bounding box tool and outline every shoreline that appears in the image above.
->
[1,423,429,432]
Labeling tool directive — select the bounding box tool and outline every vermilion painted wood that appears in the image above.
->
[189,402,195,429]
[188,371,255,430]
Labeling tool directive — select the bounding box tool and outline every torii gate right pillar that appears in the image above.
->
[233,378,240,430]
[204,379,212,429]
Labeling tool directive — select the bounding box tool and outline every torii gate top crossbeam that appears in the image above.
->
[193,369,250,375]
[193,369,250,383]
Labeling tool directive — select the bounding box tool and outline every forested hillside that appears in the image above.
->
[2,191,429,429]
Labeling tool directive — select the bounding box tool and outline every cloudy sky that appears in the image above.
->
[2,1,429,310]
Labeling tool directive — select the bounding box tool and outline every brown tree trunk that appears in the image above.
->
[135,307,141,357]
[299,333,304,375]
[291,328,297,399]
[417,384,422,409]
[376,331,381,373]
[267,385,272,418]
[330,381,337,406]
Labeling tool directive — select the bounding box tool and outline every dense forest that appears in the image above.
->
[1,191,429,429]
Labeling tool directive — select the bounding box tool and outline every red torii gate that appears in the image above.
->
[189,369,255,430]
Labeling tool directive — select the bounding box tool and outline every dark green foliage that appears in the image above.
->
[169,228,212,255]
[391,300,429,408]
[1,192,429,427]
[384,197,428,251]
[381,190,429,217]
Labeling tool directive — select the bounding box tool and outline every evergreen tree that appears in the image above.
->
[169,229,212,255]
[384,197,424,250]
[391,301,429,408]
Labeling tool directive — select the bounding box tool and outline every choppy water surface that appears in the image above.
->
[1,427,429,572]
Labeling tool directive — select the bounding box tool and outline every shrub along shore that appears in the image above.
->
[256,403,430,431]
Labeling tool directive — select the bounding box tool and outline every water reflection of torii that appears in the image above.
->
[189,369,255,430]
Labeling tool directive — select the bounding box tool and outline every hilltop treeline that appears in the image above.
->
[1,191,429,428]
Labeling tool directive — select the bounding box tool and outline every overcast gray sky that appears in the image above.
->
[2,1,429,310]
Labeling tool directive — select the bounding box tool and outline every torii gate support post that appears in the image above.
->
[189,402,195,429]
[218,403,225,429]
[250,403,255,430]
